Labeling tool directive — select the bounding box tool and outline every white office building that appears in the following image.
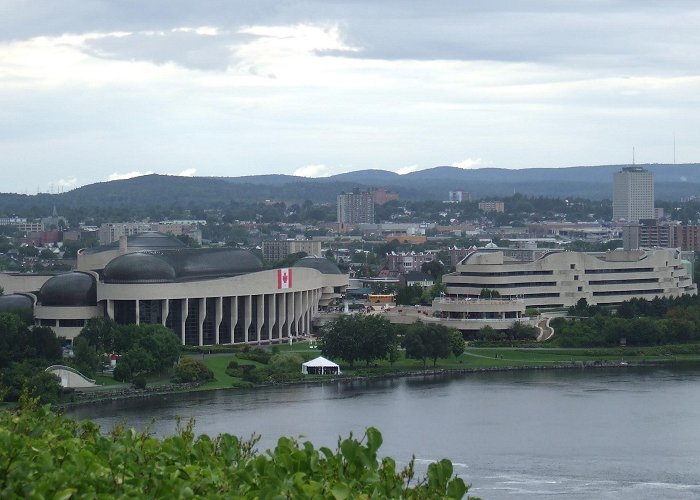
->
[613,167,654,222]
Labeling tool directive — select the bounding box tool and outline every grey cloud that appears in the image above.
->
[82,31,253,71]
[1,0,698,73]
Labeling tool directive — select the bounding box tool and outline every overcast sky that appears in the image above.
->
[1,1,699,194]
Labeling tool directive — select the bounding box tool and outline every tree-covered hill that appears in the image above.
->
[1,163,699,216]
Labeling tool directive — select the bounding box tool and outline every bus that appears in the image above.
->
[368,294,395,304]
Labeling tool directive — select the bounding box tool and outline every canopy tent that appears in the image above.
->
[302,356,341,375]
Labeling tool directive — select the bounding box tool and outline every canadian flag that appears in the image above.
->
[277,268,292,289]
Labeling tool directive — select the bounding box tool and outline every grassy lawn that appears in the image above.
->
[195,354,269,390]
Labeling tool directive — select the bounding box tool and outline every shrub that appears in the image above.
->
[132,374,147,389]
[172,358,214,383]
[237,347,272,364]
[0,401,472,498]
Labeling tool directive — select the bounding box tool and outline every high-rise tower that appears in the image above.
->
[337,189,375,224]
[613,166,654,222]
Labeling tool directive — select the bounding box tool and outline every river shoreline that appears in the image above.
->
[60,358,660,410]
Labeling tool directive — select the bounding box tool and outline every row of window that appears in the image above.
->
[37,319,85,328]
[458,270,554,277]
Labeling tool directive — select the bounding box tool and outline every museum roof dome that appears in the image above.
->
[39,272,97,306]
[103,253,177,283]
[102,248,263,283]
[0,293,34,313]
[293,256,343,275]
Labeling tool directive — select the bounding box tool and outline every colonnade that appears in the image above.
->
[104,288,322,346]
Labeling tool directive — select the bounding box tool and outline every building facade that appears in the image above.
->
[478,201,505,213]
[262,239,323,262]
[448,191,471,203]
[442,249,695,308]
[370,187,399,205]
[613,166,654,222]
[337,189,375,224]
[385,251,437,273]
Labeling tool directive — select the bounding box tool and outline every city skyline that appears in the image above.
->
[1,1,699,194]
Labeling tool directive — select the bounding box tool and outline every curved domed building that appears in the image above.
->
[26,233,349,344]
[34,272,102,338]
[294,257,346,309]
[0,293,35,314]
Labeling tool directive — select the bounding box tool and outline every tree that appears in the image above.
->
[449,330,465,358]
[25,371,63,405]
[395,284,423,306]
[509,321,539,341]
[78,317,120,353]
[421,260,445,280]
[24,327,61,362]
[134,325,180,373]
[113,346,155,382]
[320,315,396,367]
[72,337,101,377]
[403,322,452,368]
[479,288,501,299]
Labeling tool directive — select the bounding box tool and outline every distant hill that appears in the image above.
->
[1,164,699,215]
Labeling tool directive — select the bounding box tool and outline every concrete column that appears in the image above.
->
[286,292,294,337]
[198,298,206,346]
[181,298,188,345]
[135,300,140,325]
[243,295,252,343]
[267,294,276,341]
[305,291,311,333]
[215,296,223,345]
[256,294,264,342]
[294,291,302,335]
[277,293,286,339]
[230,296,238,343]
[106,300,114,320]
[161,299,169,327]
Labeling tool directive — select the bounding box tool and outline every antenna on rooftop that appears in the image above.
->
[673,132,676,165]
[632,146,635,165]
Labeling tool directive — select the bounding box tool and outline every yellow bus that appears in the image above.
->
[368,294,395,304]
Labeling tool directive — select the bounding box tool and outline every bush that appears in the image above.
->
[0,401,472,498]
[237,347,272,364]
[132,374,147,389]
[172,358,214,383]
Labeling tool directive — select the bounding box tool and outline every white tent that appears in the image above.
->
[302,356,341,375]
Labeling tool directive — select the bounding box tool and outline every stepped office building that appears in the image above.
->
[0,233,348,344]
[443,249,695,309]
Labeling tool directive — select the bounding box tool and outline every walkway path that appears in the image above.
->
[537,317,554,342]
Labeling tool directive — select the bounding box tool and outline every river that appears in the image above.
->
[67,366,700,499]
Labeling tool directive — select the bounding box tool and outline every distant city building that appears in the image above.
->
[337,189,375,224]
[99,223,154,245]
[478,201,505,213]
[99,222,201,245]
[448,191,470,203]
[370,187,399,205]
[613,166,654,222]
[0,217,44,233]
[624,220,700,252]
[385,251,437,273]
[404,270,434,288]
[41,205,68,230]
[674,225,700,252]
[262,239,323,262]
[385,234,427,245]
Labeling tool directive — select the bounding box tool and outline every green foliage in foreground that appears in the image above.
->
[0,397,475,499]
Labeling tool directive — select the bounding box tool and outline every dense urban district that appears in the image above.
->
[2,165,700,497]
